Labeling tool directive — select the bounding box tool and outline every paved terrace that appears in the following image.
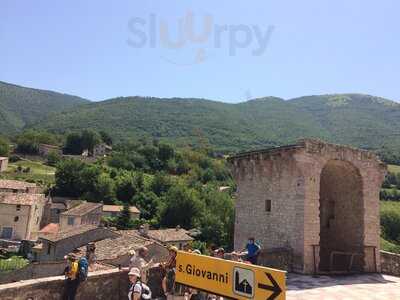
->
[287,273,400,300]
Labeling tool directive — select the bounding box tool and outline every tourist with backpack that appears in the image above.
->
[128,267,152,300]
[63,254,80,300]
[78,255,89,282]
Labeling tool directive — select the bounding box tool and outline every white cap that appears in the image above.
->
[128,267,141,277]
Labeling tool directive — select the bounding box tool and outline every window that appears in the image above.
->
[14,216,19,222]
[16,205,21,211]
[67,217,75,225]
[265,199,272,212]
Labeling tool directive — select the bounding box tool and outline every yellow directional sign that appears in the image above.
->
[175,251,286,300]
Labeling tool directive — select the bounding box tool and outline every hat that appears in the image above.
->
[128,267,141,277]
[192,249,201,255]
[168,246,178,252]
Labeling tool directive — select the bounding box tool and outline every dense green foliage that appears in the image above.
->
[63,130,103,154]
[0,81,88,134]
[15,130,60,154]
[2,81,400,156]
[53,139,235,249]
[31,94,400,154]
[0,136,9,156]
[381,201,400,254]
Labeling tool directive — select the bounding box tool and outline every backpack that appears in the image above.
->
[78,257,89,282]
[129,282,152,300]
[139,283,151,300]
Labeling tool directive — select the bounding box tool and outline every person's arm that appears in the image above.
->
[255,244,261,255]
[133,284,141,300]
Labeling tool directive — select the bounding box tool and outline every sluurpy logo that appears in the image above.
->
[127,11,275,66]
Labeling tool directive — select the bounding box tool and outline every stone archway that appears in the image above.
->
[319,160,364,272]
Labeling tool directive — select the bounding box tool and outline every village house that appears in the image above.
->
[59,202,103,230]
[38,144,62,157]
[0,179,43,194]
[0,157,8,172]
[78,230,169,267]
[102,205,140,219]
[34,225,118,261]
[0,193,47,240]
[140,225,194,250]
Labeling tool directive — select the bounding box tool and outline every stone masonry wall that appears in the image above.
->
[380,251,400,277]
[0,269,129,300]
[0,261,66,284]
[232,147,306,271]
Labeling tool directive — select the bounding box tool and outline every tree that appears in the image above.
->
[100,131,113,146]
[54,159,86,197]
[46,150,61,166]
[158,184,203,229]
[132,191,160,220]
[116,202,134,229]
[64,133,84,155]
[0,137,9,156]
[81,130,101,153]
[115,172,138,202]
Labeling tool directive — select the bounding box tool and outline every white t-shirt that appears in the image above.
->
[128,283,142,300]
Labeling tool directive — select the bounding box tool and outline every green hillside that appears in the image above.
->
[0,81,89,134]
[32,94,400,152]
[2,81,400,153]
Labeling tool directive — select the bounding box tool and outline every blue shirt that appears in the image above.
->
[246,243,261,257]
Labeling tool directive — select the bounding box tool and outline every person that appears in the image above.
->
[161,246,178,300]
[130,247,154,283]
[243,237,261,265]
[128,267,152,300]
[215,248,225,260]
[63,254,80,300]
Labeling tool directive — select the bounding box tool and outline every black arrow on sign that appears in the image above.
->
[258,272,282,300]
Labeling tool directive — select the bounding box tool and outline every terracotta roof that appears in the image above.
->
[39,225,99,242]
[102,205,140,214]
[146,228,194,243]
[61,202,102,216]
[0,193,45,206]
[39,223,60,235]
[0,179,37,190]
[79,230,153,261]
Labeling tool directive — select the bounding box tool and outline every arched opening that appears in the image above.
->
[319,160,364,272]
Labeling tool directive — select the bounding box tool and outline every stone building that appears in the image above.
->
[0,157,8,172]
[102,205,140,219]
[0,179,43,194]
[0,193,47,240]
[34,225,118,261]
[59,202,103,230]
[140,226,194,250]
[229,139,386,274]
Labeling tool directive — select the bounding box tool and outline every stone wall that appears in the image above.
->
[258,247,293,271]
[0,261,66,284]
[230,139,386,274]
[380,251,400,277]
[0,268,129,300]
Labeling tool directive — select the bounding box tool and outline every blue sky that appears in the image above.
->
[1,1,399,102]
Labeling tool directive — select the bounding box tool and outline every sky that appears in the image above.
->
[1,0,399,103]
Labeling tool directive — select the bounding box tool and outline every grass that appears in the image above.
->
[0,255,29,273]
[388,164,400,174]
[0,158,55,186]
[381,237,400,253]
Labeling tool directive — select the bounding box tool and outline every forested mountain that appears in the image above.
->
[2,81,400,153]
[33,94,400,152]
[0,81,89,134]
